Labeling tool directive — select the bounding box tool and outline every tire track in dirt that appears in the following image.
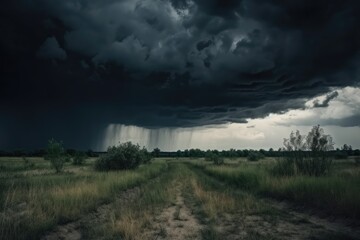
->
[143,184,203,240]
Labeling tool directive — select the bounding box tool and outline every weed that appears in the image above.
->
[174,205,181,220]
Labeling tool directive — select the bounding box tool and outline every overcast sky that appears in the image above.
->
[1,0,360,151]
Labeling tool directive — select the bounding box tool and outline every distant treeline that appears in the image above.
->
[152,147,360,159]
[1,145,359,159]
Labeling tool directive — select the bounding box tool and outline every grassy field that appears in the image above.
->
[1,157,359,239]
[0,157,167,240]
[193,157,360,220]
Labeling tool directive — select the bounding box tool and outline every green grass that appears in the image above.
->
[1,156,359,239]
[0,157,167,240]
[194,158,360,220]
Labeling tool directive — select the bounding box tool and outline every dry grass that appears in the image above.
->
[0,160,167,240]
[191,178,235,219]
[103,166,181,240]
[197,159,360,220]
[114,212,151,240]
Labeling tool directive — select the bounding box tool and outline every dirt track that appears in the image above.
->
[41,166,360,240]
[143,183,203,240]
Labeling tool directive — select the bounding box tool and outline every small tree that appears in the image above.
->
[46,139,66,173]
[274,125,334,176]
[152,148,161,157]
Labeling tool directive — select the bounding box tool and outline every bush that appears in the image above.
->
[140,148,152,164]
[73,151,87,165]
[205,153,224,165]
[247,151,265,161]
[46,139,66,173]
[95,142,151,171]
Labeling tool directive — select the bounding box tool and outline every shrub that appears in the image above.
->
[140,148,152,164]
[95,142,151,171]
[247,151,265,161]
[46,139,66,173]
[205,153,224,165]
[72,151,87,165]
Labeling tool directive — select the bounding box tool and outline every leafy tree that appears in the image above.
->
[176,150,182,158]
[306,125,334,152]
[184,149,189,157]
[283,130,307,151]
[247,151,265,161]
[152,148,161,157]
[341,144,351,151]
[46,139,66,173]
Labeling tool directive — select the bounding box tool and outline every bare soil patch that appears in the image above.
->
[143,184,203,240]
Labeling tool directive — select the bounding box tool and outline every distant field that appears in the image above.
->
[1,157,359,240]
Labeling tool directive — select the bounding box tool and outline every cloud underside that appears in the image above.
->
[1,0,360,130]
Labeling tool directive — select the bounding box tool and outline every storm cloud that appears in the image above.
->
[1,0,360,149]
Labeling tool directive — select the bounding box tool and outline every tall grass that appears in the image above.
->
[0,161,167,240]
[261,175,360,218]
[196,161,360,220]
[204,164,264,190]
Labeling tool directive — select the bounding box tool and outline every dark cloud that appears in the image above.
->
[313,91,339,108]
[196,39,213,51]
[36,36,67,60]
[1,0,360,149]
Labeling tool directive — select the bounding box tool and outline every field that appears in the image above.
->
[1,157,360,240]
